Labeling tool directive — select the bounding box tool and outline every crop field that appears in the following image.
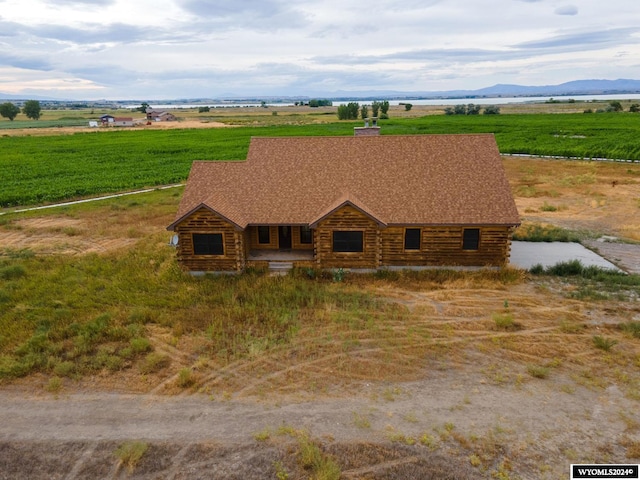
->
[1,112,640,208]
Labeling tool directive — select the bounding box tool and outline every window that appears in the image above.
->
[300,226,312,244]
[332,231,363,252]
[258,226,270,244]
[404,228,421,250]
[462,228,480,250]
[193,233,224,255]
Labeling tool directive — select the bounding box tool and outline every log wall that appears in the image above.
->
[248,226,279,250]
[292,227,314,250]
[315,205,380,269]
[381,225,513,267]
[174,209,514,271]
[175,208,244,271]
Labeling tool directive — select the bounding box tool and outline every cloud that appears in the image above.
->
[28,22,155,45]
[177,0,307,29]
[555,5,578,16]
[513,27,640,51]
[0,53,53,71]
[43,0,116,4]
[311,48,522,66]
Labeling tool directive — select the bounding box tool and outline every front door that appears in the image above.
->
[278,226,292,249]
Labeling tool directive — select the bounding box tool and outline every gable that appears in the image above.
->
[310,195,386,228]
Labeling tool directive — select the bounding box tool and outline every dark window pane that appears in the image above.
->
[333,231,363,252]
[300,226,312,244]
[193,233,224,255]
[404,228,421,250]
[462,228,480,250]
[258,226,270,244]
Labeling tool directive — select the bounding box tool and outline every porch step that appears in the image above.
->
[268,261,294,275]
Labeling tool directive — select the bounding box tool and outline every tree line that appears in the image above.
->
[0,100,42,121]
[337,100,392,120]
[444,104,500,115]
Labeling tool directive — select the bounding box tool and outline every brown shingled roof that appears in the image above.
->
[168,134,520,230]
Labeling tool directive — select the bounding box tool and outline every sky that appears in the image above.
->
[0,0,639,100]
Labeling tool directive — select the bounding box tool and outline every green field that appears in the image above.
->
[1,113,639,208]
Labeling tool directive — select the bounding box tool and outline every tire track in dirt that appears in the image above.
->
[63,442,98,480]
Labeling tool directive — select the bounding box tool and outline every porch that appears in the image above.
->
[247,249,314,274]
[248,249,314,262]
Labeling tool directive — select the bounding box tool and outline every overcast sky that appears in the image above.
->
[0,0,639,100]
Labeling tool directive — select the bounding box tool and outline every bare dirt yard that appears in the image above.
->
[0,157,639,479]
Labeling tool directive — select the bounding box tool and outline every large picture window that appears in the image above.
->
[332,231,363,252]
[300,226,312,244]
[193,233,224,255]
[258,226,271,244]
[404,228,421,250]
[462,228,480,250]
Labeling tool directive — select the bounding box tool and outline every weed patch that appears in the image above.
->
[114,441,148,473]
[620,321,640,338]
[527,364,550,379]
[493,313,521,331]
[593,335,618,352]
[530,260,640,301]
[139,352,170,374]
[513,223,583,242]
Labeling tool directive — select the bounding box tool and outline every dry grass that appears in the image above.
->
[504,157,640,241]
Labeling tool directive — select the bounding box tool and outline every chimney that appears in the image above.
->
[354,117,381,136]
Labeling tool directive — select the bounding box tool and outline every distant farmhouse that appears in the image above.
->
[97,115,134,127]
[146,109,176,122]
[168,127,520,273]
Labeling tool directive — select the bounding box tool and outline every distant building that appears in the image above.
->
[145,109,176,122]
[113,117,134,127]
[99,115,114,125]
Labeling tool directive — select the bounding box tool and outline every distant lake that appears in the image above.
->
[335,93,640,106]
[124,93,640,110]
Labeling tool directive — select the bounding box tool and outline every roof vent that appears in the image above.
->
[354,117,381,136]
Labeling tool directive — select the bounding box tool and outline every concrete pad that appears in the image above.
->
[509,241,622,271]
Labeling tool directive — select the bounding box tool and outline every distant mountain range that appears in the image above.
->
[328,79,640,100]
[1,79,640,102]
[0,93,60,101]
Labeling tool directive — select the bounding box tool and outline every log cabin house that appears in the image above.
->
[167,132,520,273]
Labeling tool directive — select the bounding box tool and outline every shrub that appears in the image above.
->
[114,441,148,472]
[546,260,584,276]
[527,364,550,379]
[512,223,581,242]
[620,321,640,338]
[0,264,26,280]
[529,264,545,275]
[593,335,617,352]
[332,268,345,282]
[298,436,341,479]
[483,105,501,115]
[176,368,195,388]
[493,313,520,331]
[53,361,75,377]
[46,376,62,393]
[130,337,152,354]
[139,352,170,374]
